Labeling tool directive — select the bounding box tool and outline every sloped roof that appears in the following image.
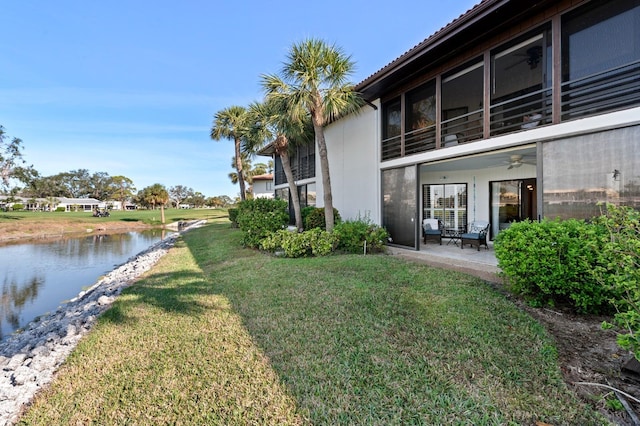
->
[251,173,273,181]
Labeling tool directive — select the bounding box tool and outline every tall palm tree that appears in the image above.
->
[247,98,313,231]
[261,38,364,232]
[211,106,251,201]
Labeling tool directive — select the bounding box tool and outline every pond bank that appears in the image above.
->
[0,220,205,426]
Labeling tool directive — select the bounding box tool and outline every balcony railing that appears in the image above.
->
[561,59,640,120]
[381,134,402,161]
[490,87,552,136]
[405,125,436,156]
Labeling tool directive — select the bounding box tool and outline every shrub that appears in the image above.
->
[304,207,341,230]
[235,198,288,248]
[494,218,612,313]
[228,208,239,228]
[55,206,66,212]
[594,205,640,359]
[333,218,389,254]
[11,203,24,211]
[260,228,338,258]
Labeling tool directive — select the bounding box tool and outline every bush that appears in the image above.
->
[304,207,341,230]
[55,206,66,212]
[228,208,239,228]
[594,205,640,359]
[235,198,289,248]
[333,218,389,254]
[11,203,24,211]
[260,228,338,258]
[494,218,612,313]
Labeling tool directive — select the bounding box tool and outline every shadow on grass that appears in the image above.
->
[100,270,221,325]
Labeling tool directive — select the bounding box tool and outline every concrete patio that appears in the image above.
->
[386,238,501,284]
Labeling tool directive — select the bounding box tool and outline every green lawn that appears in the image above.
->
[0,207,227,226]
[18,219,608,425]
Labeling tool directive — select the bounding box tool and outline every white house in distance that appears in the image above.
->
[264,0,639,251]
[0,196,105,212]
[251,173,275,199]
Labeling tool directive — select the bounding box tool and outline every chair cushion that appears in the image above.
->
[425,230,440,235]
[461,233,480,240]
[423,223,432,230]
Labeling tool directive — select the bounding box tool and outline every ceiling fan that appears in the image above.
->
[505,154,535,169]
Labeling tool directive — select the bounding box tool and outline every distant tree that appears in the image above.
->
[187,191,206,208]
[139,183,169,224]
[211,106,251,201]
[262,39,364,232]
[111,175,136,210]
[0,125,29,192]
[169,185,194,208]
[87,171,113,200]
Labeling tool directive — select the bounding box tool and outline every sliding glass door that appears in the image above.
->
[490,178,537,238]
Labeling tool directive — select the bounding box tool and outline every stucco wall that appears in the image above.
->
[322,102,380,223]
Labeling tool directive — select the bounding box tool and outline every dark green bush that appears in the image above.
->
[494,218,612,313]
[304,207,341,230]
[235,198,288,248]
[260,228,338,258]
[228,208,239,228]
[594,205,640,359]
[333,219,389,254]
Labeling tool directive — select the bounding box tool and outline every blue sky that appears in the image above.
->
[1,1,478,198]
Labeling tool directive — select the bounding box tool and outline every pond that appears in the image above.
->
[0,230,166,340]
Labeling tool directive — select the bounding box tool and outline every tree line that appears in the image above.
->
[0,127,234,209]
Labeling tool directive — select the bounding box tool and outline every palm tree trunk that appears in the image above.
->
[314,122,334,232]
[280,150,303,231]
[160,204,165,224]
[234,137,246,201]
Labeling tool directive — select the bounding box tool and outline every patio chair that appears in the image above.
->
[460,221,490,250]
[422,218,443,245]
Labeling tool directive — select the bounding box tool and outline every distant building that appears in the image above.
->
[251,174,274,199]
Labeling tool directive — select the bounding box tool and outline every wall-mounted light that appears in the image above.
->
[612,169,621,181]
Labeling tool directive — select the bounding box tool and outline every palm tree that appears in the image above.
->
[261,38,363,232]
[211,106,251,201]
[247,98,313,231]
[144,183,169,224]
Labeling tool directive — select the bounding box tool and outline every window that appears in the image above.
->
[490,28,552,135]
[422,184,467,231]
[561,0,640,119]
[382,98,402,160]
[441,60,484,144]
[273,143,315,185]
[405,81,436,155]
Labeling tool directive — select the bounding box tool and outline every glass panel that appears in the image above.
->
[490,180,521,238]
[542,125,640,220]
[561,0,640,119]
[490,29,552,136]
[422,184,467,231]
[382,99,402,160]
[405,81,436,154]
[382,166,417,248]
[441,61,484,144]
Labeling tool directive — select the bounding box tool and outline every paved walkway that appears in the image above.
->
[386,242,502,284]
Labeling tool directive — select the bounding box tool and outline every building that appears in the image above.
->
[0,196,104,212]
[250,173,275,199]
[313,0,640,250]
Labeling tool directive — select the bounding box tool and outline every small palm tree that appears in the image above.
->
[211,106,251,201]
[247,98,313,231]
[262,38,363,232]
[144,183,169,224]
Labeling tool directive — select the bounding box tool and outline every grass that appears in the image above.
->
[18,219,609,425]
[0,208,227,226]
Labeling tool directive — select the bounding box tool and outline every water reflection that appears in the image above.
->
[0,230,164,340]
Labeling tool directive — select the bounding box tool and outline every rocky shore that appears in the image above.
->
[0,220,205,426]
